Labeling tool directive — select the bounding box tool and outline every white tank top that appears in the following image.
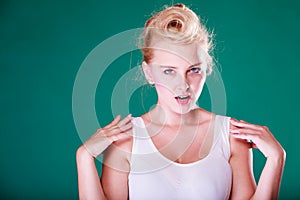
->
[128,115,232,200]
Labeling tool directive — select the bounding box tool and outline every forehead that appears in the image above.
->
[150,41,201,66]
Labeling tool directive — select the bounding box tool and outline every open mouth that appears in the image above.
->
[175,95,191,104]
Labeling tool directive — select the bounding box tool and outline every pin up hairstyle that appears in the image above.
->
[139,3,214,75]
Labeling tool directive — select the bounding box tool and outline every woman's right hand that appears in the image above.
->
[82,114,133,158]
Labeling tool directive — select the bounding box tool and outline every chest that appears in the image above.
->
[147,123,215,164]
[128,148,232,200]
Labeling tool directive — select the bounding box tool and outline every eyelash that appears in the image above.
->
[163,69,175,75]
[163,67,202,75]
[189,67,202,74]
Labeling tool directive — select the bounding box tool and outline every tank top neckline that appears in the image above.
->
[134,115,220,167]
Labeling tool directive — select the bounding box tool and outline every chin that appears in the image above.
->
[174,105,194,115]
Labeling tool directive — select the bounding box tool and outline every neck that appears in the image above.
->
[145,104,200,126]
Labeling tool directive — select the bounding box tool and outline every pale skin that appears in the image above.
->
[76,41,286,200]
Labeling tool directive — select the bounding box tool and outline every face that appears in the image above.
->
[143,41,208,115]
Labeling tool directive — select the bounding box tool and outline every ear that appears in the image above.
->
[142,61,154,84]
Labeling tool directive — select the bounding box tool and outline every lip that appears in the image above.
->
[175,95,191,105]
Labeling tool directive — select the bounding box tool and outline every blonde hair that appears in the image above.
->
[139,4,213,75]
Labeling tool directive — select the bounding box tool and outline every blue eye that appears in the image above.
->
[189,67,201,74]
[164,69,175,75]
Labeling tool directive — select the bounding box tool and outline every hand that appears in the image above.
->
[230,118,285,160]
[82,114,133,158]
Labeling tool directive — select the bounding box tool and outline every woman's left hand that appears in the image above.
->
[230,118,285,160]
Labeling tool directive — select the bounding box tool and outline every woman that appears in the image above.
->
[76,4,285,199]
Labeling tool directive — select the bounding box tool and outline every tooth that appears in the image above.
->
[178,96,188,100]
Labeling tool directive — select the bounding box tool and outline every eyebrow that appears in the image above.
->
[159,62,201,69]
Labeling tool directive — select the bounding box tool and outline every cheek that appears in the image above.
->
[153,74,177,90]
[155,80,180,98]
[155,80,178,94]
[189,75,206,91]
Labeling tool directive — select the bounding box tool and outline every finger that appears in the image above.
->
[230,119,250,127]
[230,128,260,144]
[118,114,132,127]
[109,129,132,142]
[109,122,132,136]
[231,132,252,141]
[240,120,262,129]
[230,128,263,147]
[230,118,239,129]
[108,128,124,136]
[106,115,121,128]
[230,127,257,135]
[231,120,270,135]
[230,119,259,130]
[230,118,250,129]
[118,122,132,132]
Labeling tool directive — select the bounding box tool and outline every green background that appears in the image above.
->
[1,0,299,199]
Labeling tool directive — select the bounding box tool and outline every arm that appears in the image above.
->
[76,146,106,199]
[253,151,285,199]
[76,114,132,200]
[229,136,256,199]
[230,119,286,200]
[101,138,132,200]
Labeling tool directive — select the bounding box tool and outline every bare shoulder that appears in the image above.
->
[196,108,216,125]
[229,117,253,169]
[229,118,252,156]
[103,134,133,173]
[103,116,139,165]
[230,135,252,157]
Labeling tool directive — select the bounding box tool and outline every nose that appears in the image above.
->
[176,75,190,92]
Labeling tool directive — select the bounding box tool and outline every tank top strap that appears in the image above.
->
[131,117,153,153]
[130,117,170,174]
[212,115,231,160]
